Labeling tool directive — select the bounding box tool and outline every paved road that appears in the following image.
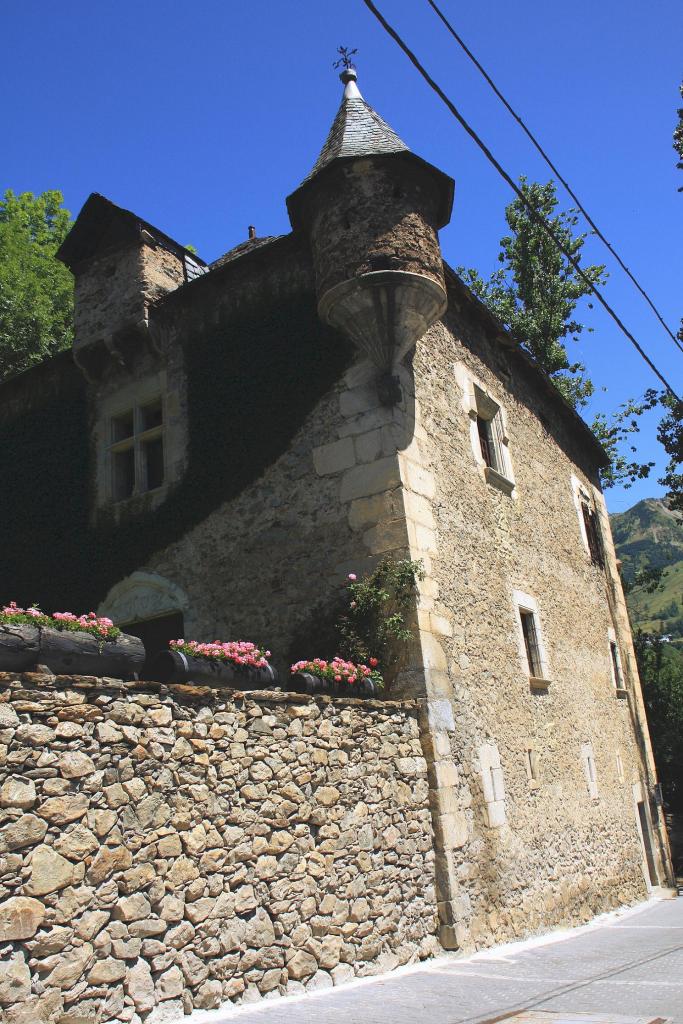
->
[197,898,683,1024]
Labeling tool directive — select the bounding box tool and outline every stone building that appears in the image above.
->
[0,62,674,1005]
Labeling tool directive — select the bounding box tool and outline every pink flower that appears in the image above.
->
[369,657,378,667]
[347,573,357,581]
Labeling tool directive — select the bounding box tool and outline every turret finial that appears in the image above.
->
[333,46,358,71]
[333,46,361,98]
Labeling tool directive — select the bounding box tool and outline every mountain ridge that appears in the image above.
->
[610,497,683,641]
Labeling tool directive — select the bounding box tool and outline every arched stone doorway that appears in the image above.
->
[98,571,191,671]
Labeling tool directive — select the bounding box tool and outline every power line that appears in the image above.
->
[425,0,683,357]
[361,0,681,401]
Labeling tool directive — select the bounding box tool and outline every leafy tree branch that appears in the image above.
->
[0,189,73,382]
[458,177,605,410]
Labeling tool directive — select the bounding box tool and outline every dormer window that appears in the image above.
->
[110,398,165,501]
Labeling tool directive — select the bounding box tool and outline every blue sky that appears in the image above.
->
[4,0,681,512]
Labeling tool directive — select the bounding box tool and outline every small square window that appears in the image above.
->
[477,415,497,470]
[474,388,507,477]
[581,502,604,567]
[520,609,542,679]
[469,386,515,495]
[610,638,627,697]
[571,477,606,569]
[513,591,550,687]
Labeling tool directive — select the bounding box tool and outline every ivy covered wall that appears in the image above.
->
[0,353,91,609]
[0,291,352,614]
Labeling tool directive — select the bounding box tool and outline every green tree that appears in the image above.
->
[634,632,683,810]
[622,564,664,596]
[458,177,606,409]
[661,83,683,508]
[596,82,683,502]
[657,392,683,511]
[591,392,658,490]
[674,81,683,185]
[0,190,73,381]
[336,558,424,675]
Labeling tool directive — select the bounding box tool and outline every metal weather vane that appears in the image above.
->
[333,46,358,70]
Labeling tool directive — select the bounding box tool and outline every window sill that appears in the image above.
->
[484,465,515,496]
[529,676,551,691]
[96,482,171,520]
[110,482,167,505]
[615,687,628,699]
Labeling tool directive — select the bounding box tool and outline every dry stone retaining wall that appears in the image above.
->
[0,673,438,1023]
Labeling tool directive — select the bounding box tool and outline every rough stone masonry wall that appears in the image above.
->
[141,352,414,675]
[0,673,438,1024]
[73,241,184,354]
[396,297,653,950]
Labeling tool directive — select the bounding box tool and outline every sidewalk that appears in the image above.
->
[192,897,683,1024]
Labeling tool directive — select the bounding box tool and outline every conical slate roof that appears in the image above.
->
[300,67,409,185]
[287,65,454,230]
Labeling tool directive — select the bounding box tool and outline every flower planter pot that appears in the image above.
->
[149,649,278,690]
[286,672,378,699]
[286,672,335,696]
[0,623,145,679]
[344,677,378,699]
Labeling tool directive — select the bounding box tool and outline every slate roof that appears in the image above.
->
[288,69,454,229]
[57,193,207,272]
[301,84,409,185]
[211,235,283,270]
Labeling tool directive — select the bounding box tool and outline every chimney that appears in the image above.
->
[248,225,256,240]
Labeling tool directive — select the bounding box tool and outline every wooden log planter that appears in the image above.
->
[0,623,145,679]
[285,671,378,699]
[148,649,278,690]
[0,625,41,672]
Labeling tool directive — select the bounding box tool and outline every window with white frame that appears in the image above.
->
[513,590,550,687]
[571,475,605,568]
[109,397,165,501]
[608,628,627,697]
[455,364,515,495]
[473,385,513,487]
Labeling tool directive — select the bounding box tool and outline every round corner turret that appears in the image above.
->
[286,69,453,378]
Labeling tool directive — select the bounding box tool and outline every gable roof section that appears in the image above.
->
[211,235,284,271]
[56,193,207,272]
